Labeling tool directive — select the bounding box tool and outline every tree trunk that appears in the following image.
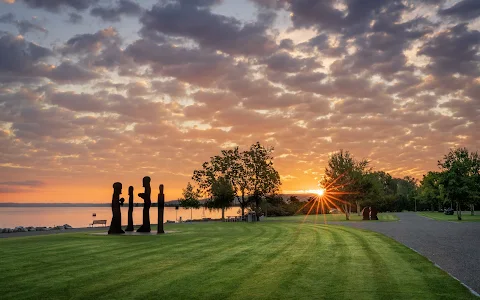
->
[457,202,462,221]
[191,208,193,222]
[471,204,474,216]
[344,203,350,220]
[356,201,361,216]
[241,193,245,219]
[221,207,225,221]
[256,197,261,221]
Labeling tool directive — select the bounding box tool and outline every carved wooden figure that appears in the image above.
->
[108,182,125,234]
[158,184,165,234]
[125,186,134,231]
[137,176,151,232]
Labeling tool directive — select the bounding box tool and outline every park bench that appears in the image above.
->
[89,220,107,227]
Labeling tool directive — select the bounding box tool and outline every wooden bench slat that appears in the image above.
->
[90,220,107,227]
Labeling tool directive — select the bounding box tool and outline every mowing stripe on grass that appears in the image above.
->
[0,221,476,300]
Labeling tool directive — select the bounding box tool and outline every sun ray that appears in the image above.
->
[294,199,313,215]
[314,197,320,224]
[327,191,359,195]
[324,172,347,189]
[296,171,364,224]
[303,199,316,222]
[324,194,349,205]
[323,196,344,212]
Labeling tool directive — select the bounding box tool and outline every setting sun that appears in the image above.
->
[304,188,326,196]
[314,189,325,196]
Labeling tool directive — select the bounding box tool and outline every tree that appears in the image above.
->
[243,142,282,219]
[359,172,383,214]
[288,196,299,204]
[205,177,235,221]
[193,142,281,219]
[397,176,418,211]
[178,182,201,221]
[367,171,398,212]
[418,172,444,211]
[321,149,370,220]
[438,147,480,220]
[193,147,250,218]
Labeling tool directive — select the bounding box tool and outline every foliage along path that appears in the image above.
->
[0,221,476,300]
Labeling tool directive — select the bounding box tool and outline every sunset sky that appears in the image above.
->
[0,0,479,203]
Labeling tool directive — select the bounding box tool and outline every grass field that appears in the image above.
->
[418,211,480,222]
[0,220,475,300]
[266,213,399,222]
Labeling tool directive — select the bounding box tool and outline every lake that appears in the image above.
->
[0,206,241,228]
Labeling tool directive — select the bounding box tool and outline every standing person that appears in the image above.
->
[137,176,151,232]
[108,182,125,234]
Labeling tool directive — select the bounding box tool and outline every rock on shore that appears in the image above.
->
[1,224,74,233]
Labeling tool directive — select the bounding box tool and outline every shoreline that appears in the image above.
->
[0,219,225,239]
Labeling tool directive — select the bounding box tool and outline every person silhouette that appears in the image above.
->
[108,182,125,234]
[137,176,151,232]
[125,186,134,231]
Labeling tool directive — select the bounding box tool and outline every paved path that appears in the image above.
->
[332,213,480,295]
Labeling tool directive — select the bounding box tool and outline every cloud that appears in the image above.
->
[17,0,98,12]
[90,0,142,22]
[0,13,48,35]
[0,180,45,187]
[125,38,245,87]
[1,0,480,200]
[439,0,480,21]
[60,27,120,56]
[418,23,480,77]
[41,61,100,83]
[0,32,52,80]
[66,12,83,24]
[139,1,277,56]
[49,91,107,112]
[261,51,321,73]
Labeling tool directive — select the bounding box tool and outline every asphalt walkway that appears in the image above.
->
[332,212,480,295]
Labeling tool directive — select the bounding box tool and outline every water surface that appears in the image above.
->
[0,206,240,228]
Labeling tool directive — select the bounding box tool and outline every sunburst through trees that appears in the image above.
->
[297,150,371,222]
[296,173,359,223]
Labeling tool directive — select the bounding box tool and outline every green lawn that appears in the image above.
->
[418,211,480,222]
[266,212,399,222]
[0,221,475,300]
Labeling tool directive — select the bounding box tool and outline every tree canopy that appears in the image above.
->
[437,147,480,220]
[192,142,281,218]
[205,176,235,221]
[178,182,201,210]
[321,149,370,220]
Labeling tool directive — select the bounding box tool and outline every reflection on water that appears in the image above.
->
[0,206,240,228]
